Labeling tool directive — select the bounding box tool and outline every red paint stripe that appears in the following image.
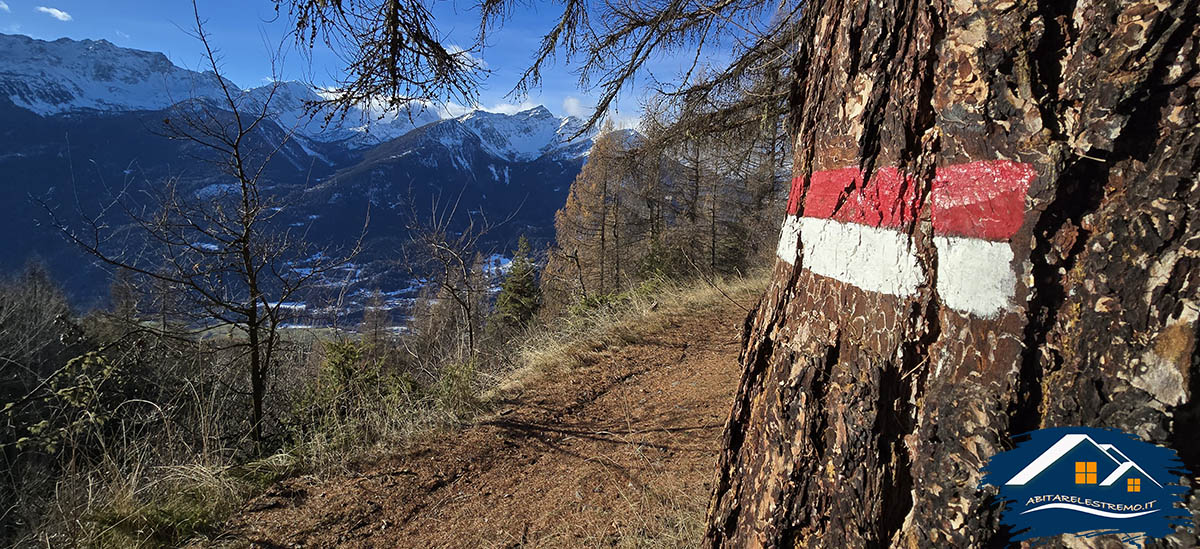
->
[803,166,921,229]
[931,160,1035,240]
[786,176,805,216]
[784,160,1034,240]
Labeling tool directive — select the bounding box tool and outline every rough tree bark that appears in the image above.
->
[705,0,1199,547]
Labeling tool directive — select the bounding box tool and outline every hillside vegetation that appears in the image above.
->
[0,261,764,547]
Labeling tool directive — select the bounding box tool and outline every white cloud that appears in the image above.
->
[0,2,11,13]
[446,44,488,71]
[439,102,473,118]
[439,100,542,118]
[562,96,588,118]
[36,6,73,21]
[114,30,131,40]
[609,113,640,130]
[484,100,540,115]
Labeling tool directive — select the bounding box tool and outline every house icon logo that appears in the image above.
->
[981,427,1189,545]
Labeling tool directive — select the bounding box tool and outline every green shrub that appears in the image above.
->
[566,276,668,318]
[636,240,692,281]
[89,484,231,548]
[435,358,478,417]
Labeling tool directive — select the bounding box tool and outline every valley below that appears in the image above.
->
[0,33,595,320]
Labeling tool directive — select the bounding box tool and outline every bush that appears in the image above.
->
[636,240,694,281]
[566,276,669,317]
[434,358,479,417]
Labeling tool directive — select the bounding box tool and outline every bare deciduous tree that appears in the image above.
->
[279,0,796,132]
[44,3,362,443]
[401,189,509,355]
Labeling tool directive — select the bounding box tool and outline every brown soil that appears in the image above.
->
[214,301,747,548]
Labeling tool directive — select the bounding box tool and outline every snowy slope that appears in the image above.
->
[456,106,596,161]
[0,33,438,145]
[0,33,230,114]
[245,80,440,146]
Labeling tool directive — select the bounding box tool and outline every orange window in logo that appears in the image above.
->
[1074,461,1097,484]
[1127,478,1141,492]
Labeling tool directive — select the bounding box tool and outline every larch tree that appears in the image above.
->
[282,0,1199,546]
[548,126,630,298]
[360,289,391,354]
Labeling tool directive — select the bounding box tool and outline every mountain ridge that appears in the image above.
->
[0,32,600,155]
[0,32,612,314]
[0,32,441,145]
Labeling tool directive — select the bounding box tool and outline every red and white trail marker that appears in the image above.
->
[777,160,1036,317]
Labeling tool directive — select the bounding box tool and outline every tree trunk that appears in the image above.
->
[709,174,717,273]
[691,141,702,223]
[571,250,588,298]
[248,307,264,445]
[600,174,609,295]
[614,194,622,290]
[705,0,1199,547]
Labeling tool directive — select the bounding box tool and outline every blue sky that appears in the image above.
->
[0,0,691,123]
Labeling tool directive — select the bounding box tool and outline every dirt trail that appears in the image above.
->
[218,301,747,548]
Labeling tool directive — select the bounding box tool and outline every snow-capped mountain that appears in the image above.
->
[456,106,594,161]
[0,32,607,310]
[0,33,438,145]
[0,33,229,115]
[284,105,595,251]
[246,80,441,146]
[0,33,599,156]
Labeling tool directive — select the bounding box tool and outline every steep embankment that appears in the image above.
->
[213,292,752,548]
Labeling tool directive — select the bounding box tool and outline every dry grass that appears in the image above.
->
[30,447,297,548]
[493,272,766,399]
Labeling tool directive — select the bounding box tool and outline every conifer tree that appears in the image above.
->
[492,235,540,329]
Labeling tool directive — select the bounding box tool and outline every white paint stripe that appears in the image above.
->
[775,216,1017,317]
[934,235,1015,317]
[776,215,802,265]
[781,217,924,298]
